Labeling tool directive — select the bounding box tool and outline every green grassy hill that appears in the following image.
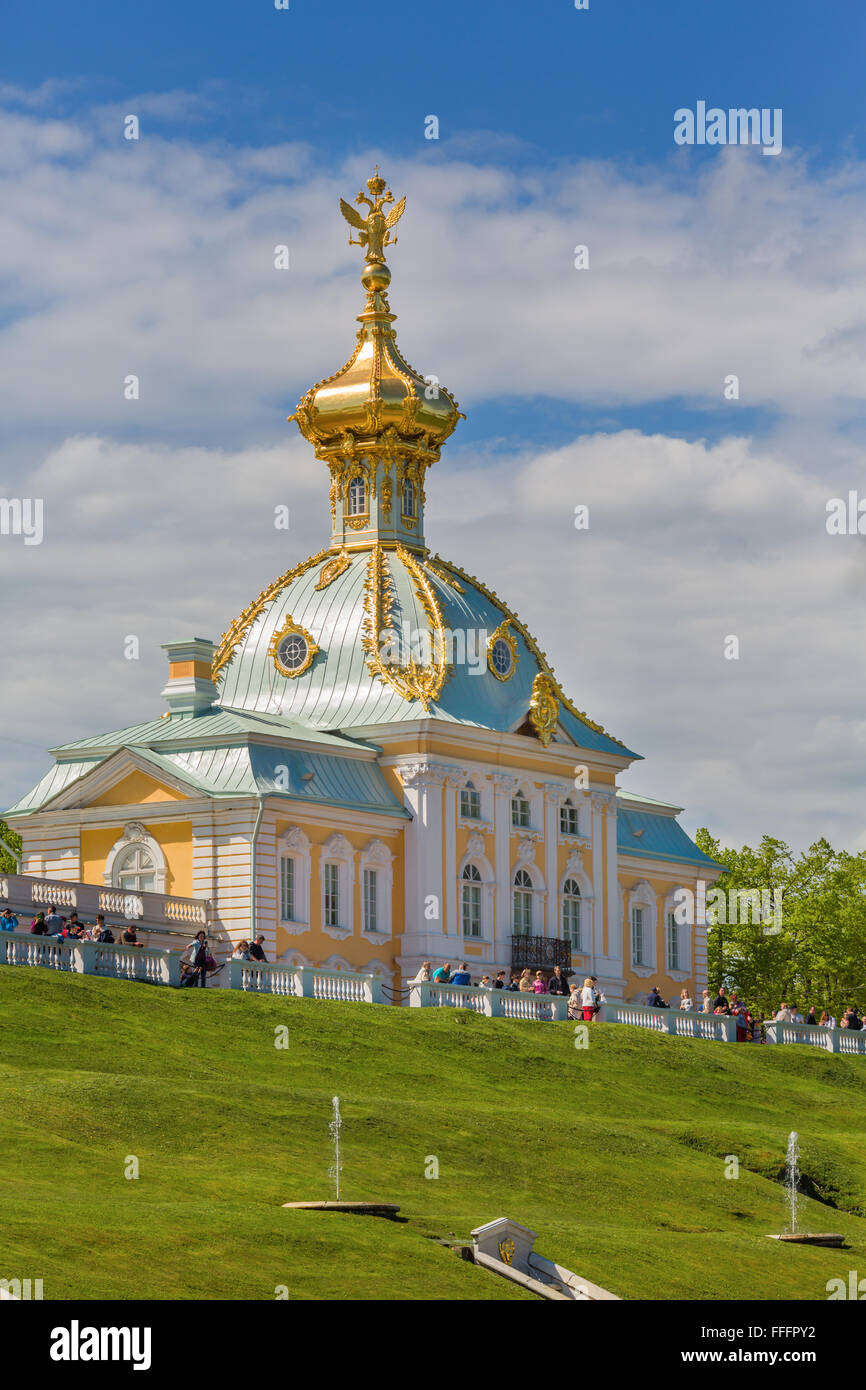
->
[2,966,865,1301]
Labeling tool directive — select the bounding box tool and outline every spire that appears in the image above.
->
[290,171,463,552]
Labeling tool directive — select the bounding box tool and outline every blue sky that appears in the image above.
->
[2,1,866,851]
[6,0,866,167]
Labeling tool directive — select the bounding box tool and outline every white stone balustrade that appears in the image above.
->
[229,959,382,1003]
[764,1020,866,1054]
[0,931,181,986]
[597,1000,738,1041]
[409,982,569,1020]
[0,872,208,931]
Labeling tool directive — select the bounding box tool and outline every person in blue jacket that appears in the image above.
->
[0,908,18,931]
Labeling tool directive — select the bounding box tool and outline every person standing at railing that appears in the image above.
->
[789,1004,804,1023]
[819,1010,836,1028]
[678,988,693,1010]
[232,940,252,960]
[43,904,63,934]
[30,912,47,934]
[532,970,547,994]
[493,970,507,991]
[548,965,569,997]
[518,969,533,992]
[646,986,667,1008]
[774,1002,793,1021]
[805,1006,818,1026]
[450,963,471,987]
[410,960,432,984]
[700,990,712,1013]
[431,961,451,983]
[249,935,268,963]
[183,930,210,987]
[0,908,17,931]
[580,977,596,1021]
[93,915,115,944]
[122,925,143,948]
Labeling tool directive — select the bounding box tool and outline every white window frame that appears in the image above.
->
[559,799,579,837]
[103,822,167,895]
[460,780,481,821]
[347,475,367,516]
[458,846,494,941]
[628,880,658,975]
[359,838,393,938]
[277,827,311,934]
[663,885,691,979]
[319,833,355,939]
[461,863,482,938]
[511,789,531,829]
[512,866,534,935]
[561,877,582,950]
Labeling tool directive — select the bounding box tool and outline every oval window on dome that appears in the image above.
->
[487,621,518,682]
[270,619,319,679]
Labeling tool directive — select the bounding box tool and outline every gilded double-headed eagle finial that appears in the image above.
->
[340,167,406,265]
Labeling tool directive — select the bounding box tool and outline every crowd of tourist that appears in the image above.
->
[1,904,144,946]
[406,964,864,1040]
[410,960,608,1019]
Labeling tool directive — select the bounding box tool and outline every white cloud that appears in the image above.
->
[2,96,866,854]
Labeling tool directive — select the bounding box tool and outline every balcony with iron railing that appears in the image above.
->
[510,935,572,973]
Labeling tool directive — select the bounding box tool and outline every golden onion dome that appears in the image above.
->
[290,170,462,461]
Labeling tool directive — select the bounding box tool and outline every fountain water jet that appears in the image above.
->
[282,1095,400,1219]
[766,1130,844,1247]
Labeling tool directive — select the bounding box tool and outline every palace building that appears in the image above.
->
[5,171,720,1002]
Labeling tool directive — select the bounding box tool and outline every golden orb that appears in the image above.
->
[361,260,391,293]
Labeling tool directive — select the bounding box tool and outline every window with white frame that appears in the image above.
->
[631,906,645,966]
[323,862,340,928]
[279,855,295,922]
[347,475,366,516]
[363,868,378,933]
[666,911,680,971]
[511,791,531,828]
[402,476,416,518]
[462,863,482,937]
[562,878,581,948]
[460,780,481,820]
[560,799,579,836]
[113,844,157,893]
[513,868,533,934]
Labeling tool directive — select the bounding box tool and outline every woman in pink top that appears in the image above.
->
[532,971,547,994]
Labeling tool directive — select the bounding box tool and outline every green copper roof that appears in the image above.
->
[215,548,639,759]
[616,802,721,870]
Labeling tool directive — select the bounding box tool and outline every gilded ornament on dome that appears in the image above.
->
[487,619,518,682]
[315,551,351,590]
[529,673,559,746]
[269,617,320,679]
[339,169,406,265]
[361,544,450,711]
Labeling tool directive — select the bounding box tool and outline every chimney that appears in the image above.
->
[160,638,218,716]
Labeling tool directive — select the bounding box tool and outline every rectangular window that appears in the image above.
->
[560,804,579,836]
[562,897,581,950]
[631,906,644,966]
[279,856,295,922]
[460,787,481,820]
[324,862,340,929]
[511,796,530,828]
[667,912,679,971]
[462,883,481,937]
[513,891,533,935]
[363,868,378,933]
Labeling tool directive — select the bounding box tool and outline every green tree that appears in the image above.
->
[0,820,22,875]
[695,829,866,1018]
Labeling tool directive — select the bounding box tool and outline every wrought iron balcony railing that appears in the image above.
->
[510,935,572,972]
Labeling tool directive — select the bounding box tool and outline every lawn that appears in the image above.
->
[2,965,865,1300]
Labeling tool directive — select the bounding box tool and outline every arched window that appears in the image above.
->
[562,877,581,948]
[560,798,579,836]
[460,780,481,820]
[113,843,157,893]
[513,867,533,935]
[347,475,366,516]
[402,476,416,518]
[511,791,531,829]
[462,863,482,937]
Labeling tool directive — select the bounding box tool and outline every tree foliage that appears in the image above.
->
[695,829,866,1017]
